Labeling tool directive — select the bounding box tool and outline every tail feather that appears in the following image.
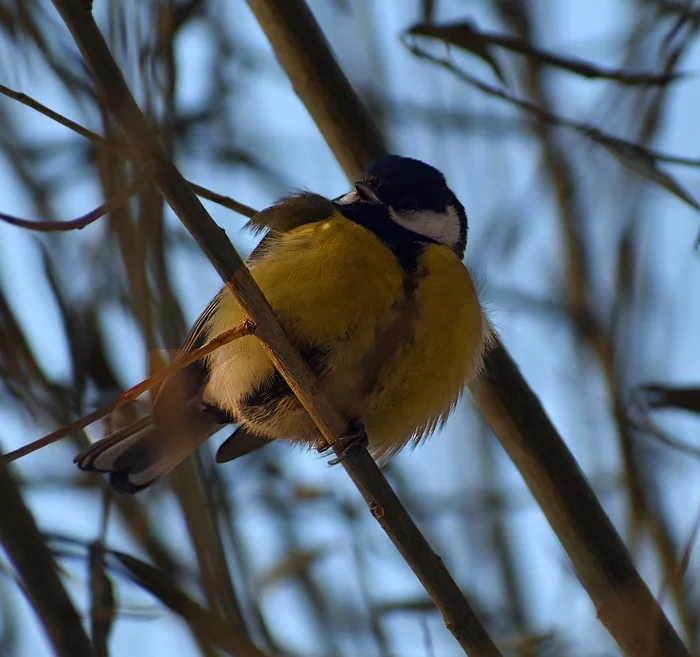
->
[75,416,151,471]
[75,406,221,494]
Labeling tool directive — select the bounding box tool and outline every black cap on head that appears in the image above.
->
[361,156,468,258]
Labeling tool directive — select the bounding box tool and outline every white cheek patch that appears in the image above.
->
[390,204,462,250]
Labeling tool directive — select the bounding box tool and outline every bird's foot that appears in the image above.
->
[317,420,368,465]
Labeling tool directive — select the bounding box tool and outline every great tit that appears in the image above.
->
[75,155,491,493]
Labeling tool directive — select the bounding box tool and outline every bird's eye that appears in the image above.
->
[396,198,418,212]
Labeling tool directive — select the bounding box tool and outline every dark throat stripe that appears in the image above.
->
[334,201,436,274]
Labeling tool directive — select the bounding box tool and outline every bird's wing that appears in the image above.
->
[246,192,336,263]
[150,192,337,459]
[179,289,225,355]
[246,191,336,234]
[75,194,338,489]
[209,193,339,460]
[179,192,336,356]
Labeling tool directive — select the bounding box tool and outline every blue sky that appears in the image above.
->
[1,1,700,655]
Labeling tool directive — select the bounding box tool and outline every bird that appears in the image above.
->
[75,155,492,493]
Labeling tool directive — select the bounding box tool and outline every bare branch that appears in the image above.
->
[244,2,691,656]
[0,459,93,657]
[0,169,151,231]
[408,21,685,86]
[244,0,385,181]
[50,0,503,654]
[0,82,256,218]
[189,181,257,218]
[403,39,700,213]
[3,320,256,462]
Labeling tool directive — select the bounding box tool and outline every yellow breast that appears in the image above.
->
[203,213,487,455]
[363,244,487,459]
[204,215,404,415]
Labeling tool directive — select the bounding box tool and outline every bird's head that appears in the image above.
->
[335,155,468,258]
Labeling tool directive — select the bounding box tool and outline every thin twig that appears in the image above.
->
[408,37,700,213]
[407,21,684,86]
[3,320,255,462]
[0,82,120,153]
[52,0,502,654]
[120,320,256,404]
[188,181,257,218]
[402,38,700,168]
[649,506,700,657]
[0,82,256,218]
[245,2,690,656]
[0,170,151,231]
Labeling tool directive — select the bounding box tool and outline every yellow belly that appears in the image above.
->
[204,214,487,458]
[363,245,487,458]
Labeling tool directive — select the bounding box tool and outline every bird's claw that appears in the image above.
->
[317,420,368,465]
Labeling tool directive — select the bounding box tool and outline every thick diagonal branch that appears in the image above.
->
[244,1,689,655]
[49,1,502,655]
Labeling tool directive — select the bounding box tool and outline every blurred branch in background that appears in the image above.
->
[0,82,259,218]
[0,1,699,657]
[48,0,502,654]
[0,168,152,232]
[245,0,691,655]
[0,458,93,657]
[401,37,700,213]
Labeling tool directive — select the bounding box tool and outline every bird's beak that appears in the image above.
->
[354,182,383,206]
